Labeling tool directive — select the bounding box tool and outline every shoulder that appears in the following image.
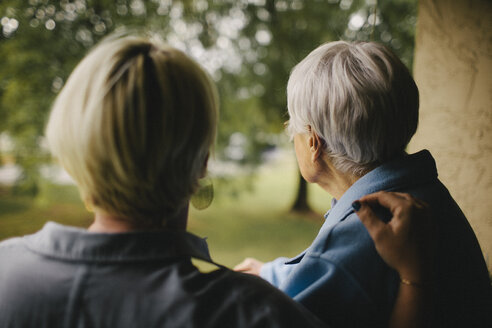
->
[214,268,299,305]
[0,232,45,266]
[288,214,398,325]
[0,236,28,257]
[0,236,24,248]
[0,237,29,272]
[0,234,47,283]
[300,211,398,296]
[315,212,374,259]
[318,212,394,277]
[0,235,66,327]
[205,268,325,327]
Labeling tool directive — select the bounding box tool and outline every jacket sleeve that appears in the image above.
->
[259,257,296,287]
[278,214,399,327]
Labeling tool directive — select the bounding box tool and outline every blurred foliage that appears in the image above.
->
[0,0,417,195]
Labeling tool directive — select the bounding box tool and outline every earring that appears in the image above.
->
[191,176,214,210]
[84,200,94,213]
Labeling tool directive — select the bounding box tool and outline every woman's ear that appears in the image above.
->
[308,128,324,163]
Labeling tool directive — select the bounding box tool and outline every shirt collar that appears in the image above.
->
[23,221,212,263]
[323,198,338,219]
[325,149,437,226]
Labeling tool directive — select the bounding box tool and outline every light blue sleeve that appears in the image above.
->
[259,257,296,287]
[275,214,399,326]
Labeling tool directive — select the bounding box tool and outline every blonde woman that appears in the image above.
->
[0,36,324,328]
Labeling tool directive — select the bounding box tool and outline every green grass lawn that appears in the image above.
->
[0,155,331,269]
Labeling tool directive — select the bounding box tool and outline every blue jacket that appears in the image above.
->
[261,150,492,328]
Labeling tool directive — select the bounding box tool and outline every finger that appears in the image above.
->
[386,193,429,216]
[359,191,406,204]
[385,192,429,210]
[413,198,429,209]
[354,201,387,240]
[392,192,427,210]
[234,264,250,272]
[233,259,251,271]
[359,191,407,213]
[390,191,413,200]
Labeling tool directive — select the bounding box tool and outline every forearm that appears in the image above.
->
[389,263,430,328]
[389,282,426,328]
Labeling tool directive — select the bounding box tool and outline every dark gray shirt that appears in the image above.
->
[0,222,325,328]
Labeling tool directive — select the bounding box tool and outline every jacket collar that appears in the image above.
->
[23,221,212,263]
[324,149,438,228]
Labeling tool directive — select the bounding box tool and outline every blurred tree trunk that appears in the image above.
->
[290,171,311,212]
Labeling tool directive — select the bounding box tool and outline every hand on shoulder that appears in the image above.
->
[353,191,433,283]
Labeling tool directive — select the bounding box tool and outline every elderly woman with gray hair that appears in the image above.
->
[236,41,492,328]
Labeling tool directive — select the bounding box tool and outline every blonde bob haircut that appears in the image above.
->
[287,41,419,176]
[46,36,218,226]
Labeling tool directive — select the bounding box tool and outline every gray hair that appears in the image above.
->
[287,41,419,176]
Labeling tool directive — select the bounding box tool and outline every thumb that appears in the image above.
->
[353,200,386,240]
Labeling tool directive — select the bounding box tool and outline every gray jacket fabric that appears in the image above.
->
[0,222,325,328]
